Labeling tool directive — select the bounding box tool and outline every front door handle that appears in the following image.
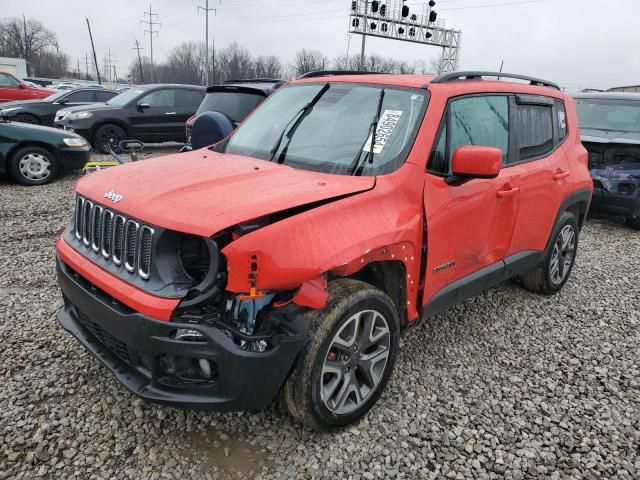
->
[553,169,570,181]
[497,186,520,198]
[164,111,177,115]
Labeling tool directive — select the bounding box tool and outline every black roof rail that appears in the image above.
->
[431,71,561,91]
[223,78,284,84]
[297,70,384,79]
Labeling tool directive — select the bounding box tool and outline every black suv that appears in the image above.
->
[0,88,118,127]
[183,79,284,150]
[54,84,205,153]
[574,92,640,229]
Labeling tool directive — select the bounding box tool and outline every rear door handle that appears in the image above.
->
[553,170,570,181]
[164,111,177,115]
[497,186,520,198]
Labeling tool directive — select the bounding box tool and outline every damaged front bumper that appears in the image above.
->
[56,256,308,411]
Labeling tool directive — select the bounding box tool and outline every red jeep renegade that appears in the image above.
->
[56,71,592,430]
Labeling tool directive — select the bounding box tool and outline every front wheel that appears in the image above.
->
[93,124,126,154]
[520,211,579,294]
[282,279,400,431]
[9,146,59,185]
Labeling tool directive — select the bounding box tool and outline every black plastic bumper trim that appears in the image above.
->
[56,256,307,411]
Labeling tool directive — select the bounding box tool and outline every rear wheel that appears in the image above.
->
[93,124,126,154]
[520,211,579,294]
[282,279,400,431]
[9,146,59,186]
[13,113,40,125]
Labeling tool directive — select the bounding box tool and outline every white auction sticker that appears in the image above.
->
[363,110,403,154]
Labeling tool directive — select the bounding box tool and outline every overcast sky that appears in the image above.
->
[3,0,640,90]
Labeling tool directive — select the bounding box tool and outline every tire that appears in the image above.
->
[9,146,59,186]
[13,113,40,125]
[93,124,126,154]
[282,279,400,431]
[520,211,579,295]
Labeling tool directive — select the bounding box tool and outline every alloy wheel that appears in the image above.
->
[549,224,576,285]
[18,153,51,181]
[320,309,391,415]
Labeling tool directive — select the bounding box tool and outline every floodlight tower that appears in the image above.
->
[349,0,462,72]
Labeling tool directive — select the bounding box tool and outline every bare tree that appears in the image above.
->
[292,49,328,77]
[0,18,56,75]
[254,55,282,79]
[165,41,204,85]
[215,42,255,83]
[31,49,70,78]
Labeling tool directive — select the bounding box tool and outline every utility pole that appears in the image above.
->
[106,49,115,83]
[113,65,118,85]
[86,18,101,84]
[197,0,218,86]
[142,4,160,83]
[83,53,91,80]
[77,59,81,79]
[359,1,368,71]
[132,39,145,84]
[22,14,28,75]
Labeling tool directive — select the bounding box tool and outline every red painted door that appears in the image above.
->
[505,97,573,254]
[421,94,519,305]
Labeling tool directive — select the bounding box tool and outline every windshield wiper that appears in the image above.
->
[269,82,330,163]
[349,88,385,175]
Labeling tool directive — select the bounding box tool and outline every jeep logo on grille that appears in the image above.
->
[104,190,123,203]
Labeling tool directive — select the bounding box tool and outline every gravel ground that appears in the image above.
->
[0,150,639,479]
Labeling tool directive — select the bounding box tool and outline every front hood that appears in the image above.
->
[580,128,640,145]
[7,120,83,138]
[61,103,115,114]
[76,149,375,236]
[0,99,46,109]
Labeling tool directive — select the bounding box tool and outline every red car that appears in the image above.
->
[0,71,55,103]
[55,71,592,430]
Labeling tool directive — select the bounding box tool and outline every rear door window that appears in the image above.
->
[514,103,554,162]
[63,90,95,103]
[96,90,118,102]
[178,89,205,108]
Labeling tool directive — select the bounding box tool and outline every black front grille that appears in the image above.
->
[78,314,133,366]
[72,195,154,280]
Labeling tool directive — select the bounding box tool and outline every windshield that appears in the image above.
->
[576,98,640,133]
[107,88,147,107]
[197,90,265,123]
[225,83,428,176]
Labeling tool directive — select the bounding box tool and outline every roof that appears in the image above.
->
[295,74,434,88]
[136,83,205,90]
[293,71,562,94]
[572,91,640,101]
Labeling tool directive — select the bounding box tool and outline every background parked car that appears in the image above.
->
[0,87,118,127]
[55,83,205,152]
[574,92,640,229]
[0,71,55,102]
[0,114,90,185]
[184,78,284,150]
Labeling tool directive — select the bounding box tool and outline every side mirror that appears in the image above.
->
[18,83,26,89]
[57,98,69,105]
[137,102,150,111]
[450,145,502,181]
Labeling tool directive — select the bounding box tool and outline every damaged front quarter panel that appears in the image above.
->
[221,165,426,320]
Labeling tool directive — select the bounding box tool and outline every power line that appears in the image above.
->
[196,0,219,87]
[141,4,161,83]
